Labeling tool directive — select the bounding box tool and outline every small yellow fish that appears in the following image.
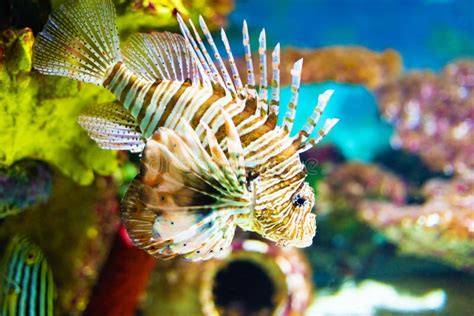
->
[32,0,338,260]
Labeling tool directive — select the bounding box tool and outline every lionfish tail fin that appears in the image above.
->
[33,0,121,85]
[77,101,145,152]
[121,116,252,261]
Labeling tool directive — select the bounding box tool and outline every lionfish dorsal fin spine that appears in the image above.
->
[300,118,339,152]
[188,18,227,88]
[283,58,303,134]
[176,14,214,86]
[258,29,269,115]
[242,20,256,88]
[220,28,244,93]
[198,16,237,94]
[300,89,334,142]
[270,43,281,117]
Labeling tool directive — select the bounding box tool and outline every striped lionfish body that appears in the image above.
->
[0,236,55,316]
[32,0,339,261]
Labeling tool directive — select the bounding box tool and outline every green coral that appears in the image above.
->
[0,28,119,185]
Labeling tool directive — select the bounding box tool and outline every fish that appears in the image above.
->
[0,236,55,316]
[32,0,339,260]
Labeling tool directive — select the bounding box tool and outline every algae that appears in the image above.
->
[0,28,119,185]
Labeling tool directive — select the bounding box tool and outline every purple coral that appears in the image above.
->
[0,159,52,218]
[375,59,474,176]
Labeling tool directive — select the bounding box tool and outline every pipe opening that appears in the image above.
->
[213,260,276,316]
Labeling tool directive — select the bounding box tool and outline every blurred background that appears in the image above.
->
[1,0,473,315]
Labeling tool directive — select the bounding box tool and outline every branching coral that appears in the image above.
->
[0,28,119,185]
[235,46,402,89]
[375,59,474,177]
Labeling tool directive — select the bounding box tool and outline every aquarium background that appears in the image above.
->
[0,0,473,315]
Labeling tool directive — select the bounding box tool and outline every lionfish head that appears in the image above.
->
[244,151,316,248]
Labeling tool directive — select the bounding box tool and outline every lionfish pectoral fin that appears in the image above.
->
[77,101,145,153]
[121,115,251,261]
[122,32,199,83]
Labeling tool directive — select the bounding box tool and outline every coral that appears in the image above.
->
[140,238,313,316]
[235,46,402,89]
[359,177,474,270]
[0,174,120,314]
[375,59,474,177]
[317,162,407,214]
[0,159,52,218]
[0,28,119,185]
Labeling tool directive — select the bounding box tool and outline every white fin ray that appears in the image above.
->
[176,14,215,86]
[300,89,334,143]
[242,20,256,88]
[283,59,303,133]
[258,29,269,115]
[33,0,121,85]
[198,16,236,94]
[121,117,252,261]
[221,28,244,93]
[122,32,195,82]
[270,43,281,116]
[187,19,226,88]
[77,102,145,152]
[300,118,339,152]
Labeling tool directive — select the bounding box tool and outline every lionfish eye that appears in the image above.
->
[293,194,307,207]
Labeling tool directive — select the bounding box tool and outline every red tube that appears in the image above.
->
[84,226,157,316]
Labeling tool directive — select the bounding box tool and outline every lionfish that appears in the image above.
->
[0,236,55,316]
[32,0,339,261]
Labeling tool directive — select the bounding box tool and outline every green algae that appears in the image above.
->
[0,28,119,185]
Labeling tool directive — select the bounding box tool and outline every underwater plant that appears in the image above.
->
[107,0,234,37]
[0,28,119,185]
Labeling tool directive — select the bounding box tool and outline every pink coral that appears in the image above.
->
[359,177,474,270]
[375,59,474,177]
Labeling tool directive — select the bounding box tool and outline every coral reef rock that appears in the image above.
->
[235,46,402,89]
[375,59,474,177]
[0,159,52,218]
[318,162,407,214]
[359,177,474,270]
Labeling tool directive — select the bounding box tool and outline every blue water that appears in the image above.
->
[225,0,472,161]
[228,0,474,70]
